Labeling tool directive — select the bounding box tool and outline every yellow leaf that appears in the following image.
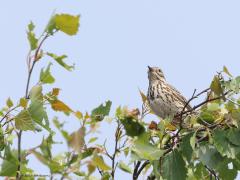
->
[164,121,177,131]
[84,112,90,120]
[87,163,96,175]
[75,111,83,119]
[55,14,80,36]
[51,100,73,113]
[223,66,232,77]
[6,97,13,108]
[139,89,147,103]
[92,155,111,171]
[52,88,60,96]
[210,76,222,96]
[19,98,28,109]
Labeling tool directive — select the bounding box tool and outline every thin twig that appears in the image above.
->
[0,106,19,124]
[176,90,230,117]
[133,161,141,180]
[134,160,149,180]
[2,118,14,127]
[205,165,219,180]
[103,140,113,160]
[111,120,121,179]
[16,33,49,180]
[226,97,240,106]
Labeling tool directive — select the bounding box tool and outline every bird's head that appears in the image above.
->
[147,66,166,82]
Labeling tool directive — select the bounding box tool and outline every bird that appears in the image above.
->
[147,66,191,124]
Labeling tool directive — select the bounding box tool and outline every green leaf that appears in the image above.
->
[81,148,94,160]
[162,150,187,180]
[40,63,55,84]
[45,15,57,35]
[6,97,13,108]
[27,21,38,51]
[213,129,240,158]
[210,76,222,96]
[118,161,132,174]
[27,31,38,50]
[228,76,240,93]
[190,132,196,150]
[15,110,35,131]
[19,98,28,109]
[193,163,209,180]
[132,134,164,161]
[197,111,215,124]
[121,117,145,137]
[28,100,50,132]
[0,159,17,176]
[48,159,65,173]
[29,85,43,101]
[102,172,111,180]
[207,102,220,111]
[152,160,161,179]
[0,146,18,176]
[198,145,224,169]
[20,166,35,178]
[217,159,238,180]
[28,21,35,31]
[223,66,233,77]
[180,133,193,163]
[88,137,98,144]
[68,154,79,165]
[227,128,240,146]
[91,101,112,121]
[55,14,80,35]
[47,52,74,71]
[40,135,53,159]
[92,154,111,171]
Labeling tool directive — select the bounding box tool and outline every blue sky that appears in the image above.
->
[1,0,240,179]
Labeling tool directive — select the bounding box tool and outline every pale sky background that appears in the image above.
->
[1,0,240,179]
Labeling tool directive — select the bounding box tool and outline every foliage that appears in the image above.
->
[1,12,240,180]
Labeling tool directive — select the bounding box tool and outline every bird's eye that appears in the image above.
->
[158,70,161,72]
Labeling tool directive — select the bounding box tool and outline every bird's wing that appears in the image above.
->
[167,84,192,111]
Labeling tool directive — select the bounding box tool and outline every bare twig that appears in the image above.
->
[2,117,14,127]
[205,165,219,180]
[176,90,230,118]
[133,161,141,180]
[0,106,19,124]
[103,140,113,160]
[133,160,149,180]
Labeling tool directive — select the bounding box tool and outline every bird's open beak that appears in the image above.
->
[148,66,153,71]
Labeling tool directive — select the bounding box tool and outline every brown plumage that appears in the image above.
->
[147,66,191,123]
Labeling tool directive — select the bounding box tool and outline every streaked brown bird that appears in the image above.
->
[147,66,191,124]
